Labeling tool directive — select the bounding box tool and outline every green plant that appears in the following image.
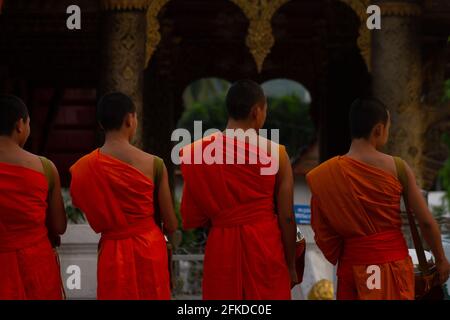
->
[66,206,86,224]
[265,95,314,157]
[62,188,86,224]
[440,133,450,213]
[173,199,206,250]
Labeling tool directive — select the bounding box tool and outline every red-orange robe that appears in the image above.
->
[306,156,414,300]
[0,163,64,300]
[180,132,291,300]
[70,149,171,300]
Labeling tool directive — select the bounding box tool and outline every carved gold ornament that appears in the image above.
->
[100,0,150,11]
[231,0,290,73]
[145,0,170,68]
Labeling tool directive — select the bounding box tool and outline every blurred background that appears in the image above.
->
[0,0,449,299]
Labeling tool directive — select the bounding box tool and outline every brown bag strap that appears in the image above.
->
[153,156,164,228]
[39,156,55,197]
[393,156,429,273]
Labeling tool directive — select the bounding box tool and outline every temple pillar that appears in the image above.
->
[371,0,450,190]
[371,0,428,186]
[99,0,148,147]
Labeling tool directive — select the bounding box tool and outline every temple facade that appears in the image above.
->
[0,0,449,190]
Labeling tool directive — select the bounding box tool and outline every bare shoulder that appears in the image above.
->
[18,149,48,174]
[132,146,158,177]
[134,146,156,163]
[376,152,399,177]
[257,135,283,156]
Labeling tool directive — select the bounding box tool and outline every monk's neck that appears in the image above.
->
[347,139,379,156]
[0,136,21,150]
[225,119,257,132]
[103,131,131,149]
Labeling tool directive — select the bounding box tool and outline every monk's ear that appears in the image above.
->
[248,104,257,120]
[251,102,265,120]
[124,113,133,128]
[372,123,383,138]
[15,118,25,134]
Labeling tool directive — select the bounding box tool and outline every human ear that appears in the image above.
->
[15,119,24,133]
[124,113,133,128]
[250,105,259,120]
[373,123,383,137]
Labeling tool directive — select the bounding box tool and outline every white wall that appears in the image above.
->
[58,224,100,299]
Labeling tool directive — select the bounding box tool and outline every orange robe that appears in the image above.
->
[0,163,63,300]
[70,149,171,300]
[180,132,291,300]
[306,156,414,300]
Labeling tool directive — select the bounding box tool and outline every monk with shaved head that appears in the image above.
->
[70,92,178,299]
[307,97,450,299]
[180,80,297,300]
[0,94,66,299]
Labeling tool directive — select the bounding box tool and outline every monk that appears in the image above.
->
[180,80,297,300]
[70,92,178,300]
[306,97,450,300]
[0,94,66,300]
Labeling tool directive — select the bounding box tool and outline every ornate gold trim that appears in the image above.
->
[231,0,290,73]
[100,0,149,11]
[379,3,422,16]
[339,0,371,72]
[145,0,170,68]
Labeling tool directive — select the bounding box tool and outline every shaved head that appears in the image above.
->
[0,95,29,136]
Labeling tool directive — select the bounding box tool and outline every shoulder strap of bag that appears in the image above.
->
[393,156,430,273]
[38,157,65,296]
[153,156,164,192]
[39,156,55,197]
[153,156,164,228]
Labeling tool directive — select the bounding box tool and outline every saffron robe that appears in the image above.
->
[70,149,170,300]
[0,163,63,300]
[180,132,291,300]
[306,156,414,300]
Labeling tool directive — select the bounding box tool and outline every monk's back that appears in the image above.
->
[181,133,277,220]
[70,148,171,299]
[307,155,404,237]
[0,148,48,234]
[181,133,291,299]
[99,144,155,180]
[340,155,403,233]
[0,146,45,174]
[0,148,63,300]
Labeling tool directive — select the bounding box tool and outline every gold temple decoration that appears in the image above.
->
[231,0,290,73]
[100,0,150,10]
[339,0,371,71]
[145,0,170,68]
